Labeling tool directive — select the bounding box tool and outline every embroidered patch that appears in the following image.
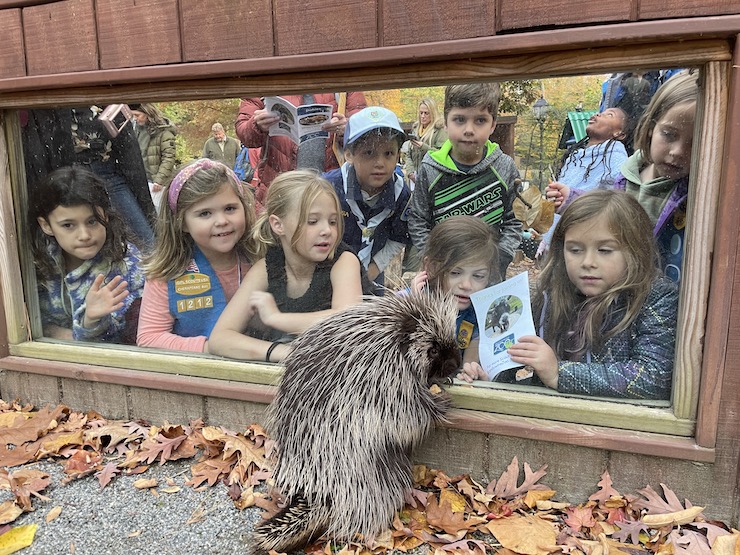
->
[457,320,474,349]
[174,273,212,295]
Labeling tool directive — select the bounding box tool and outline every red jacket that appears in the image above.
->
[235,93,367,205]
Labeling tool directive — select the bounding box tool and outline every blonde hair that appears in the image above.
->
[417,97,443,143]
[538,189,660,359]
[423,215,500,290]
[143,160,260,279]
[254,170,343,259]
[633,71,699,164]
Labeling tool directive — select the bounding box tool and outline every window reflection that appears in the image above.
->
[19,69,700,404]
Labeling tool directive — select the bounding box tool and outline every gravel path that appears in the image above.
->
[2,458,263,555]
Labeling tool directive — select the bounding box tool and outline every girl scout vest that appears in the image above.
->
[167,246,233,337]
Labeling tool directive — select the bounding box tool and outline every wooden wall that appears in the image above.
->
[0,0,738,80]
[0,0,738,528]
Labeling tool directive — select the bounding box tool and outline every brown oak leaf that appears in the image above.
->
[589,470,621,503]
[485,456,549,499]
[425,495,485,536]
[95,461,121,489]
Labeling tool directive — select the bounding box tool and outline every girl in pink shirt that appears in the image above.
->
[137,159,261,352]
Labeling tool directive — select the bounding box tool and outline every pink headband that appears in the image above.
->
[168,158,244,213]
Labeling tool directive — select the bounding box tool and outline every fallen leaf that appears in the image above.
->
[486,457,549,499]
[95,462,121,489]
[524,489,556,509]
[160,486,180,494]
[565,505,597,533]
[133,478,158,489]
[45,506,62,523]
[710,529,739,555]
[590,470,621,503]
[484,514,557,555]
[0,523,38,555]
[642,506,704,527]
[127,530,141,538]
[0,503,22,526]
[440,489,468,513]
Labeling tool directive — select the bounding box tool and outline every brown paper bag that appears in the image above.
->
[513,184,555,234]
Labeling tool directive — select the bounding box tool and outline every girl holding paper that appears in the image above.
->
[507,189,678,400]
[410,215,500,379]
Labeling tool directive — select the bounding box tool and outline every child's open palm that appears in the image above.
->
[83,274,129,328]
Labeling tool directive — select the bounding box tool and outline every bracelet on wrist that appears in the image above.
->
[265,341,280,362]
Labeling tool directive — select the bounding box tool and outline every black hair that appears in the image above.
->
[30,166,129,279]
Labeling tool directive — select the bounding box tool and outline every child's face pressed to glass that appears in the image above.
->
[38,204,107,272]
[445,106,496,166]
[564,217,627,297]
[182,183,246,264]
[649,100,696,181]
[349,135,399,195]
[442,259,491,310]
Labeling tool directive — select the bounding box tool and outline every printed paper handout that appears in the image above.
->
[264,96,333,145]
[470,271,536,381]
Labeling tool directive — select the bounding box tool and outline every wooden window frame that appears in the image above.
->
[0,26,736,463]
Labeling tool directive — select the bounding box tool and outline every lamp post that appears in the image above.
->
[532,96,550,190]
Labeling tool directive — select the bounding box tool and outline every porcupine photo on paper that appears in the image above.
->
[251,291,462,553]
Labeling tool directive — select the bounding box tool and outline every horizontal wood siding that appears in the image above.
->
[22,0,97,76]
[382,0,495,46]
[0,9,24,78]
[498,0,632,31]
[273,0,377,55]
[180,0,274,62]
[96,0,181,69]
[639,0,740,19]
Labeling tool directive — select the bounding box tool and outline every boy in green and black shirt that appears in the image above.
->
[408,83,522,277]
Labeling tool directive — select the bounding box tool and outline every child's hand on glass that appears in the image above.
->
[410,270,428,294]
[83,274,129,328]
[248,291,281,327]
[457,362,489,383]
[507,335,559,389]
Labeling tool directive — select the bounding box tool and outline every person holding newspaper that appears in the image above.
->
[235,92,367,206]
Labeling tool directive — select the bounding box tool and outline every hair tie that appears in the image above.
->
[168,158,244,214]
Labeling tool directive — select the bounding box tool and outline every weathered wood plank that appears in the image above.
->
[0,115,27,345]
[696,40,740,448]
[0,9,25,79]
[639,0,740,20]
[22,0,97,75]
[180,0,273,62]
[672,62,729,422]
[96,0,181,69]
[382,0,495,46]
[0,40,730,107]
[500,0,632,30]
[273,0,377,55]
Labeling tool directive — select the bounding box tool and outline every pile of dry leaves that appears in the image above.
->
[0,399,737,555]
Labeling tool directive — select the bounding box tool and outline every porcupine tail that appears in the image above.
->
[250,492,326,554]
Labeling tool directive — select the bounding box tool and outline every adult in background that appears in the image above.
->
[403,97,447,189]
[21,106,155,251]
[129,103,178,213]
[203,123,240,168]
[235,92,367,205]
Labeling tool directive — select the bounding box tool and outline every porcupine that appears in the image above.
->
[252,291,461,553]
